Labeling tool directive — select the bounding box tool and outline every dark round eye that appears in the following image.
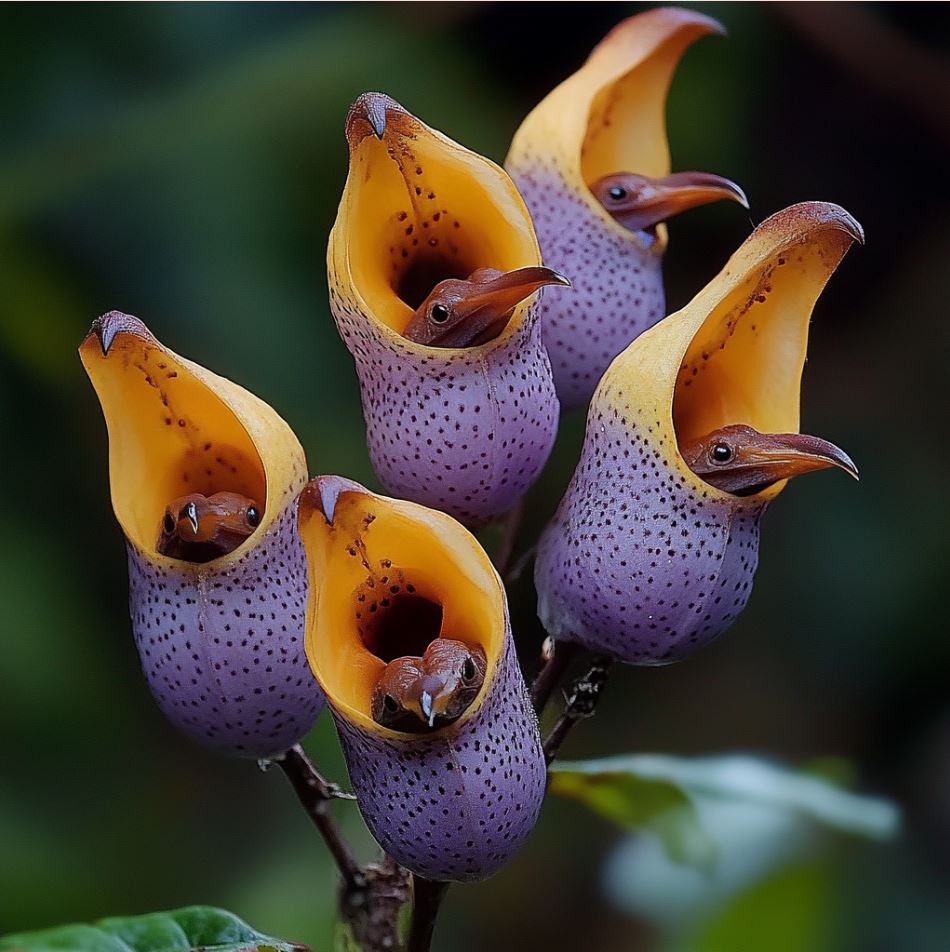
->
[607,185,627,201]
[461,657,477,682]
[711,443,733,464]
[430,303,450,324]
[383,693,398,713]
[246,506,260,527]
[163,512,176,534]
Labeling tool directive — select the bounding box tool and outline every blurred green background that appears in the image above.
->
[2,3,949,950]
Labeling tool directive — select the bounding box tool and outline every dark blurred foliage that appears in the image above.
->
[1,4,949,951]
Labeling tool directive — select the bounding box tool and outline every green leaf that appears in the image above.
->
[0,907,308,952]
[550,765,716,871]
[550,753,899,871]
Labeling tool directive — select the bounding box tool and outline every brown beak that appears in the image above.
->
[181,501,201,537]
[413,674,449,727]
[729,432,859,494]
[611,171,748,232]
[443,267,571,347]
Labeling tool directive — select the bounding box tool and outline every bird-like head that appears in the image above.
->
[403,267,570,348]
[298,476,505,738]
[680,424,858,496]
[371,639,488,732]
[592,171,748,238]
[158,491,262,563]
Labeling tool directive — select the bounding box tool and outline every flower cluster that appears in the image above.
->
[81,8,861,891]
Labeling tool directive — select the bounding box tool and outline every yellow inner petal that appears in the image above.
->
[80,331,265,555]
[301,485,503,734]
[339,112,539,335]
[581,25,705,186]
[673,230,855,445]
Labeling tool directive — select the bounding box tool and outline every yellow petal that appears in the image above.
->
[507,7,726,249]
[79,312,307,561]
[328,92,541,341]
[600,202,863,503]
[298,475,505,739]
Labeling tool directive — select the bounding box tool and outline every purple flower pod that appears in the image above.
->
[506,9,747,408]
[298,475,546,882]
[80,312,323,757]
[534,203,864,664]
[327,92,561,526]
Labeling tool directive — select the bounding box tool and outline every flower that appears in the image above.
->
[534,203,863,663]
[328,92,567,525]
[79,312,323,757]
[298,475,545,882]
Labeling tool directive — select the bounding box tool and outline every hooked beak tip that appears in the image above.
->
[348,92,394,142]
[367,102,387,139]
[88,311,148,356]
[95,322,115,356]
[840,212,865,246]
[420,691,435,727]
[183,501,200,535]
[753,434,859,484]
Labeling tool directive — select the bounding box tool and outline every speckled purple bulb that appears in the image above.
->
[81,312,323,757]
[299,476,547,882]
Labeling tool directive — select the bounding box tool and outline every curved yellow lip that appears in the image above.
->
[597,201,863,507]
[298,475,506,741]
[329,91,545,353]
[507,8,736,250]
[79,311,306,563]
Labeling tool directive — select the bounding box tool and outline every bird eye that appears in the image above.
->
[711,443,733,464]
[163,512,176,534]
[461,657,477,682]
[607,185,627,201]
[430,303,450,324]
[246,506,260,528]
[383,694,398,713]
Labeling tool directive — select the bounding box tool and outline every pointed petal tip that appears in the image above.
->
[346,91,407,145]
[840,210,865,246]
[815,203,865,246]
[85,311,152,356]
[300,475,368,527]
[614,8,728,45]
[762,202,865,248]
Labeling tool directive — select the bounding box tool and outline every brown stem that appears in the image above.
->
[407,876,449,952]
[339,854,412,952]
[530,639,578,714]
[543,658,612,765]
[275,744,363,889]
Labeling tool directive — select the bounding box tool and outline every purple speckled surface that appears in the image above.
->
[127,495,324,757]
[334,635,546,883]
[535,382,762,665]
[329,285,559,526]
[509,162,665,409]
